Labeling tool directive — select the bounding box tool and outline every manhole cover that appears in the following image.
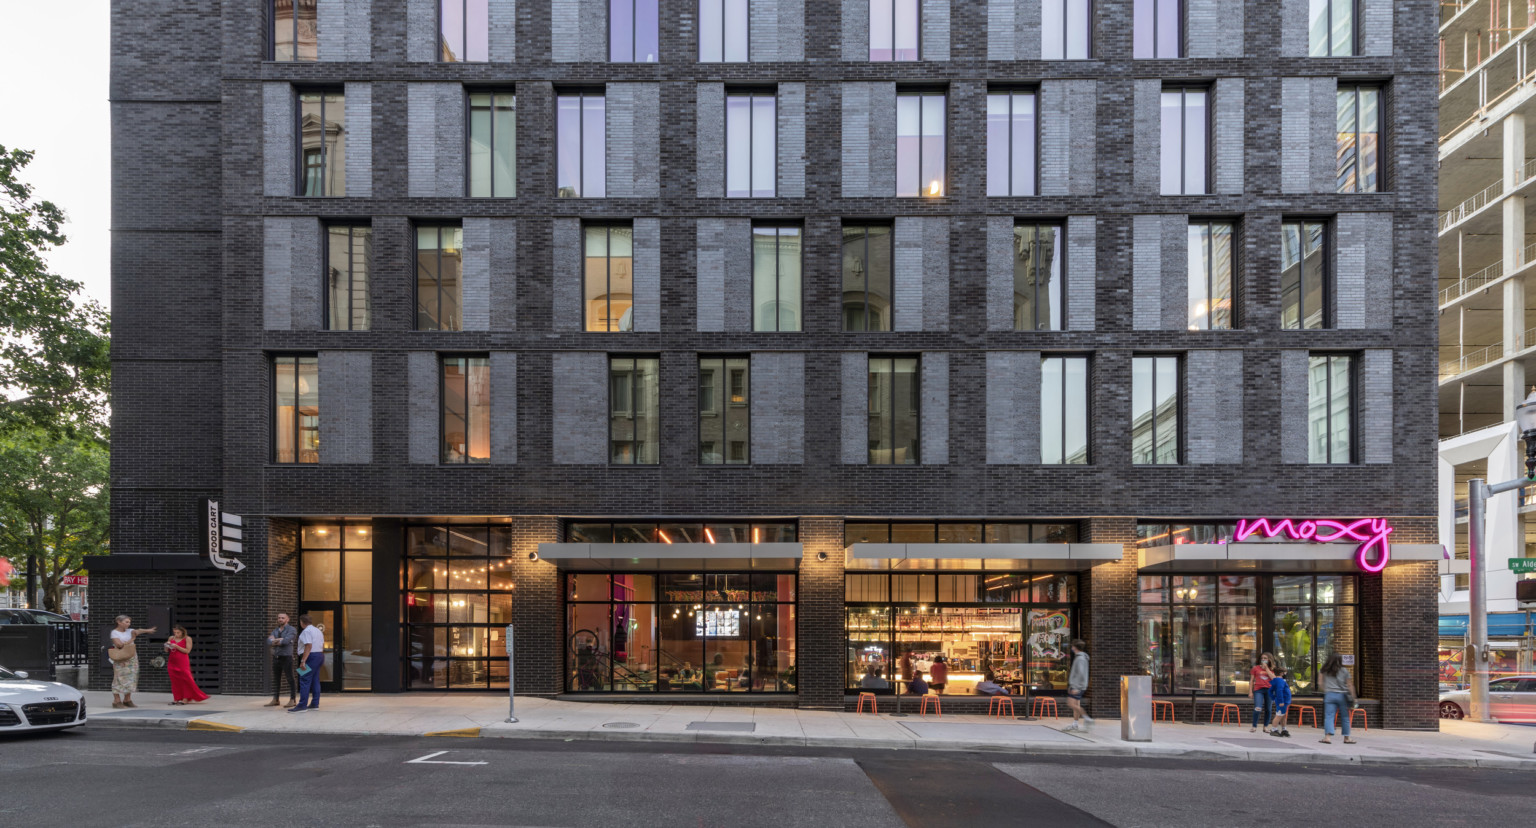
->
[685,721,756,732]
[601,722,641,729]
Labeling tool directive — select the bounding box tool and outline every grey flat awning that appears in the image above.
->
[846,543,1123,571]
[536,542,803,570]
[1138,542,1445,573]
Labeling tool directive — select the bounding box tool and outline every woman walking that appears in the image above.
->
[1249,652,1276,733]
[107,615,157,709]
[1318,653,1358,745]
[164,625,209,704]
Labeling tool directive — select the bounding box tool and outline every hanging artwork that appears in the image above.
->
[1028,610,1071,660]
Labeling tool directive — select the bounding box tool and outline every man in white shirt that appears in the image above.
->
[289,614,325,712]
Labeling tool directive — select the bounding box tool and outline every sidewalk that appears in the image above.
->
[83,690,1536,769]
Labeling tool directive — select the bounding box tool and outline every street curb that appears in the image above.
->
[187,719,245,733]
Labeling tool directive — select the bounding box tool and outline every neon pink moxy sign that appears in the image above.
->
[1233,518,1394,573]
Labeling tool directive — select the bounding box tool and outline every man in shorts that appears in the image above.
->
[1064,639,1094,732]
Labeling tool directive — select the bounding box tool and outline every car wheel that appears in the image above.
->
[1439,700,1465,719]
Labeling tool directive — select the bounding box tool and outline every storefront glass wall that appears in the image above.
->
[402,524,514,689]
[299,522,373,690]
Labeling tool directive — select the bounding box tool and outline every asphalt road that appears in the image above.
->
[2,729,1534,828]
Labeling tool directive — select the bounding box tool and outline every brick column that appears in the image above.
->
[511,516,561,696]
[220,516,299,695]
[1083,517,1137,719]
[1377,560,1440,730]
[797,517,845,709]
[371,519,403,692]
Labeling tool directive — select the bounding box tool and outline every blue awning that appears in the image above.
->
[1438,612,1533,638]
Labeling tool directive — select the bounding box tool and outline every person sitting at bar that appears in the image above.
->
[860,665,890,690]
[975,670,1010,696]
[906,672,929,695]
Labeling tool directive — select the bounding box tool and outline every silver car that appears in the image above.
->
[0,664,87,733]
[1439,674,1536,721]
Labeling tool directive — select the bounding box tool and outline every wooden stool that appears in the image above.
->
[856,692,878,715]
[1290,704,1318,728]
[1151,699,1175,722]
[919,694,942,716]
[1031,697,1059,718]
[988,696,1015,718]
[1211,702,1241,724]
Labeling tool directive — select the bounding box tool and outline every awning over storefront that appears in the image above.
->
[845,543,1123,571]
[1138,542,1445,573]
[536,542,804,571]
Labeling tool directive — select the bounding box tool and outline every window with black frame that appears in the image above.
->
[271,0,318,61]
[844,521,1080,694]
[402,524,514,689]
[563,521,799,693]
[298,522,373,690]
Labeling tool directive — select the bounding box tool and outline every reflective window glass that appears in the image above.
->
[753,226,802,331]
[416,225,464,331]
[986,92,1037,197]
[298,92,345,196]
[557,93,605,198]
[468,92,516,197]
[842,225,894,331]
[1280,221,1328,329]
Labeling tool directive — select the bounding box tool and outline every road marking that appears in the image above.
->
[406,751,487,766]
[157,747,230,756]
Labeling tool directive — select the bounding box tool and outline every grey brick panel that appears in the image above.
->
[1362,350,1393,464]
[408,84,464,198]
[263,218,294,331]
[1187,0,1243,58]
[1132,79,1161,195]
[751,352,806,464]
[552,218,581,331]
[317,0,371,61]
[986,351,1041,464]
[406,0,436,61]
[694,219,726,331]
[841,83,870,196]
[1280,0,1308,56]
[1041,80,1096,196]
[986,216,1014,332]
[343,82,372,197]
[1279,350,1310,464]
[1214,78,1244,195]
[924,217,950,331]
[778,83,807,199]
[489,0,517,61]
[607,84,660,199]
[462,218,492,330]
[1184,351,1242,465]
[1363,0,1393,56]
[319,351,373,464]
[696,83,724,198]
[491,352,517,464]
[289,221,322,332]
[893,217,925,332]
[632,218,661,332]
[489,218,518,331]
[725,221,753,331]
[408,351,439,465]
[1159,214,1188,330]
[1132,215,1161,331]
[263,83,293,196]
[921,0,950,62]
[922,352,949,464]
[840,352,867,465]
[552,0,606,62]
[1309,77,1337,194]
[552,352,608,465]
[987,0,1014,61]
[1334,213,1394,330]
[1280,77,1309,194]
[841,82,897,198]
[751,0,806,62]
[1067,215,1095,330]
[841,0,868,61]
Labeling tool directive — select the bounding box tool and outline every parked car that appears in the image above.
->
[1439,675,1536,721]
[0,609,72,625]
[0,664,86,733]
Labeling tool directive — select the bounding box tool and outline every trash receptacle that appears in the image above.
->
[1121,675,1152,742]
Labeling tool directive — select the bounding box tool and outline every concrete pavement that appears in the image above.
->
[83,690,1536,769]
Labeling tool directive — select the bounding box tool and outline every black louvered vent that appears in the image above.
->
[175,573,222,693]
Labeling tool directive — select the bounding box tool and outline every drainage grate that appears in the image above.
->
[601,722,641,729]
[685,721,756,732]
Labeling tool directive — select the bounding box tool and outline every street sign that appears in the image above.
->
[201,499,247,574]
[1509,559,1536,574]
[60,575,88,586]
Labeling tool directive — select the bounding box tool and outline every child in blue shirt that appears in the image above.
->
[1267,667,1293,737]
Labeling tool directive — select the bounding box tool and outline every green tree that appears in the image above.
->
[0,145,110,437]
[0,428,108,612]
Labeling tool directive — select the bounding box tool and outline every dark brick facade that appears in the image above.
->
[101,1,1438,727]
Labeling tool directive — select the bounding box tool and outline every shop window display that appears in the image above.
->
[402,524,514,689]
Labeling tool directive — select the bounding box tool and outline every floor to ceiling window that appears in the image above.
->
[298,522,373,691]
[402,523,514,689]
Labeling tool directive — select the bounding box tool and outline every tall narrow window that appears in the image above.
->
[753,225,802,331]
[1308,354,1353,464]
[1042,0,1093,60]
[986,92,1037,197]
[1187,222,1233,330]
[897,93,945,197]
[274,355,320,464]
[468,92,516,197]
[1041,356,1089,465]
[298,91,346,197]
[1308,0,1355,57]
[726,92,776,198]
[417,225,464,331]
[441,356,491,464]
[326,225,371,331]
[1161,87,1208,195]
[842,225,894,332]
[585,225,635,332]
[611,0,660,62]
[1132,356,1180,465]
[271,0,319,61]
[1336,86,1381,193]
[611,356,660,464]
[557,92,606,198]
[1133,0,1181,59]
[870,0,920,61]
[868,356,920,465]
[1013,223,1065,331]
[700,0,749,62]
[699,356,750,465]
[440,0,490,62]
[1280,220,1328,330]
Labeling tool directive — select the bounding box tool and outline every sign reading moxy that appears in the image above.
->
[1234,518,1394,573]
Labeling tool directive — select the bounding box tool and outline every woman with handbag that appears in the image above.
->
[1318,653,1358,745]
[107,614,157,709]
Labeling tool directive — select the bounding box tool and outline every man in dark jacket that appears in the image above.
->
[266,612,298,707]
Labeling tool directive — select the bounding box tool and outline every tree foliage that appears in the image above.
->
[0,428,108,612]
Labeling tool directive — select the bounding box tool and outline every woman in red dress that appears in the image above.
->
[165,625,209,704]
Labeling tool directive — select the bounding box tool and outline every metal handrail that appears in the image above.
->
[1440,177,1506,233]
[1442,240,1536,306]
[1440,323,1536,379]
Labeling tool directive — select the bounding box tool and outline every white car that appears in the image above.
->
[0,664,86,733]
[1439,674,1536,721]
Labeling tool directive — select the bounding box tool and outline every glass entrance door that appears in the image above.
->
[299,523,374,692]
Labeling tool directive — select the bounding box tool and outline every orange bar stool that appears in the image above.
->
[1289,704,1318,728]
[988,696,1016,718]
[856,692,878,715]
[1344,707,1368,731]
[1211,702,1241,724]
[1031,697,1059,718]
[1151,699,1175,722]
[919,694,942,716]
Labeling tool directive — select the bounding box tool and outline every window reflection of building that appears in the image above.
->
[1131,355,1180,465]
[699,356,750,465]
[416,225,463,331]
[868,356,920,465]
[439,0,490,62]
[1280,220,1327,330]
[609,356,659,464]
[271,0,318,62]
[1013,223,1062,331]
[584,225,634,332]
[753,225,802,331]
[403,524,514,689]
[298,92,345,196]
[326,225,372,331]
[842,225,893,332]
